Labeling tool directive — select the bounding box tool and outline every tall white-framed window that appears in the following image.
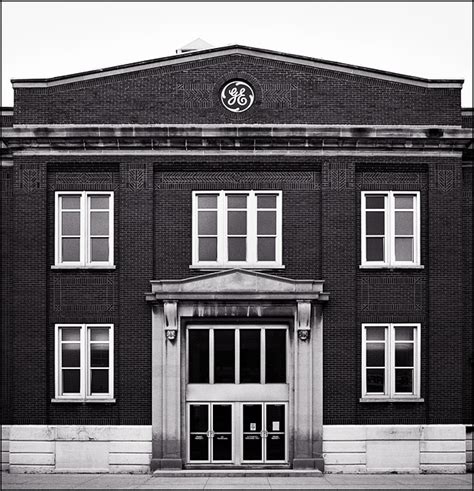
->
[192,191,283,268]
[361,191,420,267]
[54,324,114,402]
[361,323,421,400]
[54,191,114,268]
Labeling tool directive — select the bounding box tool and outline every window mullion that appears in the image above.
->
[387,193,392,265]
[249,192,257,264]
[81,324,87,399]
[261,328,265,384]
[82,192,88,266]
[235,329,240,384]
[209,329,214,384]
[388,324,394,398]
[219,192,226,265]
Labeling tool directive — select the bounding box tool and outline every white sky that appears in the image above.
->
[2,2,472,108]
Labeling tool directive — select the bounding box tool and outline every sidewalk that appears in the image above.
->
[1,472,473,489]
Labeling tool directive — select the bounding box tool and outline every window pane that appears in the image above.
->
[198,211,217,235]
[90,369,109,393]
[395,211,413,235]
[91,238,109,262]
[395,343,414,367]
[90,212,109,235]
[90,328,109,342]
[366,368,385,393]
[227,211,247,235]
[213,404,232,433]
[366,327,385,341]
[62,212,80,235]
[257,211,276,235]
[257,195,277,209]
[61,328,80,342]
[395,195,414,209]
[366,211,385,235]
[61,196,81,209]
[188,330,209,383]
[366,237,384,261]
[240,330,261,383]
[366,343,385,367]
[198,195,217,209]
[228,237,246,261]
[395,327,414,341]
[258,237,275,262]
[199,238,217,262]
[395,238,413,261]
[62,369,80,393]
[214,329,235,383]
[190,404,209,433]
[243,405,262,461]
[365,195,385,209]
[62,343,80,367]
[90,196,109,209]
[395,368,413,393]
[227,195,247,208]
[62,238,80,261]
[265,330,286,383]
[266,404,285,433]
[90,343,109,367]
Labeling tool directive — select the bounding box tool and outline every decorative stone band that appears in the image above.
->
[2,125,472,154]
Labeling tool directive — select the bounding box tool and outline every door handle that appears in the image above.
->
[206,430,215,438]
[261,430,268,438]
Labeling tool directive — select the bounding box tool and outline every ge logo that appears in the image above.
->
[221,80,255,113]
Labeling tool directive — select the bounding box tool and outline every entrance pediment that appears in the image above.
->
[146,269,328,302]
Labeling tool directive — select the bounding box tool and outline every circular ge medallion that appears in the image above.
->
[220,80,255,113]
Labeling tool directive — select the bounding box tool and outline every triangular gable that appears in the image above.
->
[12,45,462,89]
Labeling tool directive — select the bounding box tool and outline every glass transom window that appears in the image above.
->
[192,191,282,267]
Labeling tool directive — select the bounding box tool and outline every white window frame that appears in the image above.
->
[191,190,283,268]
[361,323,421,400]
[54,191,114,268]
[361,191,421,267]
[54,323,114,402]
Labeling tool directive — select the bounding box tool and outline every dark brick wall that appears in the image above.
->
[14,54,461,126]
[1,167,13,423]
[3,153,470,426]
[462,166,473,424]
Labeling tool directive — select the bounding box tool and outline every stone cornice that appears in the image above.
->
[2,124,472,154]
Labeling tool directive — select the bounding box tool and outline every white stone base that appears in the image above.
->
[5,425,151,474]
[323,425,467,474]
[1,424,468,474]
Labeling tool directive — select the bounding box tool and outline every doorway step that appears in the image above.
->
[152,469,323,477]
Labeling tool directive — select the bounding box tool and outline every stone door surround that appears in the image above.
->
[145,269,329,470]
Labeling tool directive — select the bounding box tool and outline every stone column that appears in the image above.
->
[293,300,317,469]
[151,300,182,470]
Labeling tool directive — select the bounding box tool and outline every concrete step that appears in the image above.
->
[153,469,323,477]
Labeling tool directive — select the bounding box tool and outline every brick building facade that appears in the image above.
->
[1,44,473,473]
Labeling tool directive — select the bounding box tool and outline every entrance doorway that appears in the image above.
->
[185,324,290,466]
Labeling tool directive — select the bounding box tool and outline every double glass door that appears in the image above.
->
[187,402,287,464]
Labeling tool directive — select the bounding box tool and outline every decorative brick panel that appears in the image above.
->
[52,276,115,313]
[48,172,118,191]
[121,163,152,191]
[360,277,424,312]
[323,163,355,190]
[14,164,46,193]
[155,171,320,190]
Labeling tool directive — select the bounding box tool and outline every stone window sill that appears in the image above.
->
[51,265,116,270]
[360,397,424,403]
[189,265,285,271]
[359,265,424,270]
[51,398,116,404]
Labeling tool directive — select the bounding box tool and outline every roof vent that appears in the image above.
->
[176,38,213,54]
